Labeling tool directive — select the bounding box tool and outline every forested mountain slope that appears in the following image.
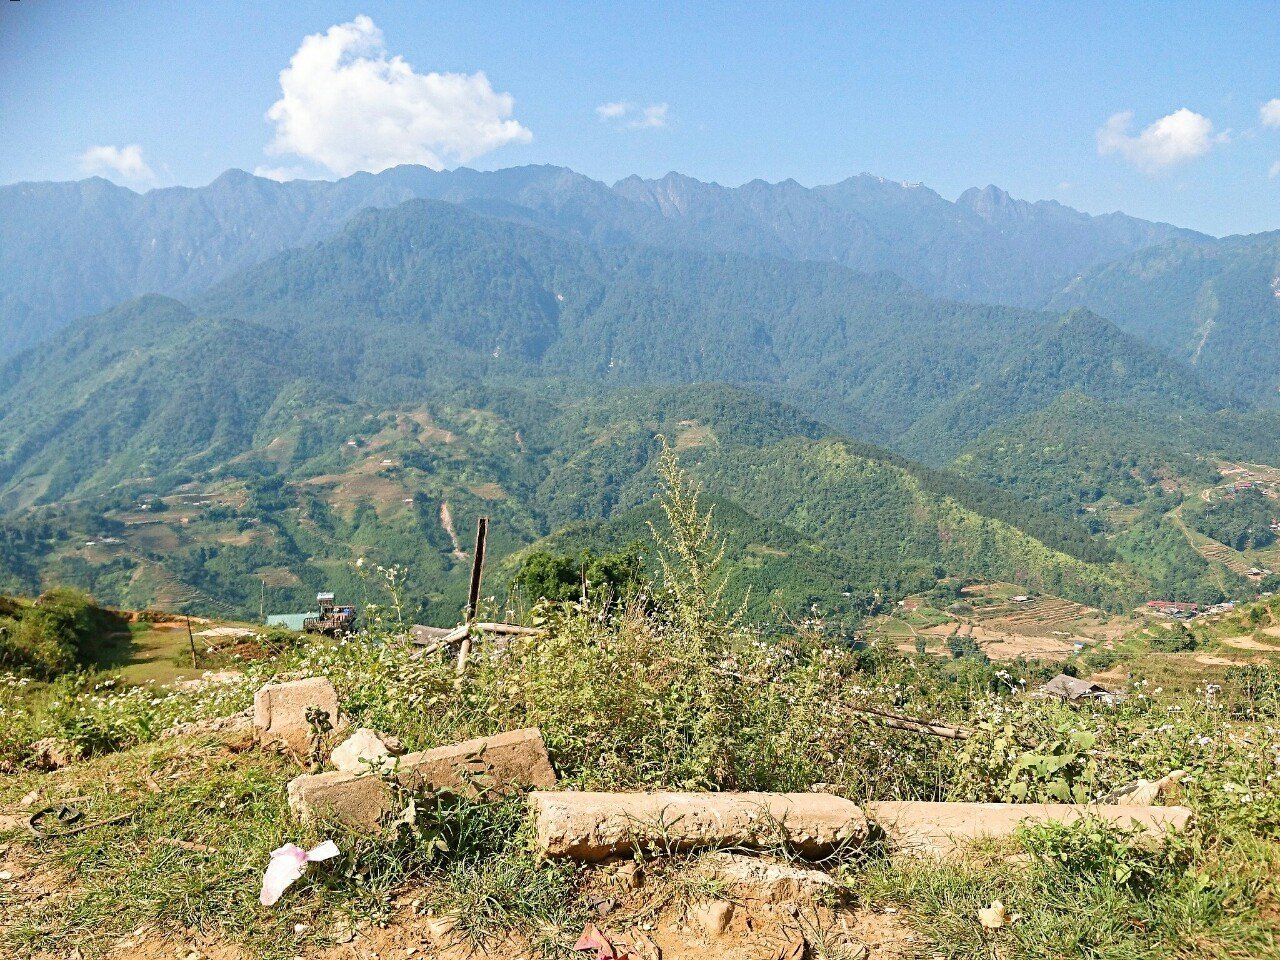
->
[0,199,1256,619]
[0,164,1201,349]
[0,199,1223,508]
[0,373,1146,623]
[1049,232,1280,405]
[195,199,1219,453]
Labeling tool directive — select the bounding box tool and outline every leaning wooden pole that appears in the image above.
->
[456,516,489,677]
[185,615,198,669]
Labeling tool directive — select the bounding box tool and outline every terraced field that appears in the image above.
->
[967,595,1108,634]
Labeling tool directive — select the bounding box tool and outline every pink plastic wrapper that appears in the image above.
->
[259,840,340,906]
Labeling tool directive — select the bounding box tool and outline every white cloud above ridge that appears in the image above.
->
[595,101,630,120]
[253,164,319,183]
[265,15,531,177]
[634,103,669,128]
[1097,108,1226,172]
[595,100,669,129]
[79,144,156,184]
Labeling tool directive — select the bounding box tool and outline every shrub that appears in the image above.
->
[1225,663,1280,720]
[0,589,128,677]
[1148,623,1198,653]
[511,546,644,606]
[1018,817,1190,891]
[1083,648,1123,671]
[947,635,989,662]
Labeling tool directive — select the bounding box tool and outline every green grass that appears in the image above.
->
[3,478,1280,958]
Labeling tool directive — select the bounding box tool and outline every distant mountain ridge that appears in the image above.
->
[0,199,1222,514]
[0,195,1272,619]
[1050,231,1280,405]
[0,163,1205,350]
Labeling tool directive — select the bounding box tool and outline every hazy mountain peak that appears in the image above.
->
[955,184,1026,222]
[0,161,1223,351]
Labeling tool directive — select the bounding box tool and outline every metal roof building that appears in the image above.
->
[265,612,317,631]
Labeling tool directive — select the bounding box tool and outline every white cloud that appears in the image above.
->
[253,164,317,182]
[1096,108,1226,172]
[79,144,156,184]
[633,103,669,129]
[1270,160,1280,179]
[595,100,669,129]
[264,15,531,176]
[595,101,630,120]
[1261,99,1280,128]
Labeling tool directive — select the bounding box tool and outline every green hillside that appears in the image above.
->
[0,201,1259,622]
[0,373,1149,624]
[1050,232,1280,406]
[952,393,1280,601]
[198,199,1220,450]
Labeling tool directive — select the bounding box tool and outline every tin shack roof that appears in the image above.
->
[265,612,317,631]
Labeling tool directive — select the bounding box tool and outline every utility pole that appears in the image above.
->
[456,516,489,677]
[259,579,266,624]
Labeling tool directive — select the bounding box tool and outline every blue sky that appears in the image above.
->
[1,0,1277,235]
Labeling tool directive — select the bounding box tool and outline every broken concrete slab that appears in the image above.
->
[329,728,403,774]
[699,851,838,904]
[254,677,342,755]
[530,791,868,862]
[866,801,1194,858]
[288,727,556,830]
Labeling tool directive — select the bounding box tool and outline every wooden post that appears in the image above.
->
[456,516,488,677]
[465,516,488,624]
[185,615,197,669]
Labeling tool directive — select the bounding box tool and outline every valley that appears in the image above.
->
[1,188,1278,633]
[7,9,1280,958]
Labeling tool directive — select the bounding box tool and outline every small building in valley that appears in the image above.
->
[1146,600,1199,619]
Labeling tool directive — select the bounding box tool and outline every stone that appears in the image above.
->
[253,677,341,755]
[529,791,868,862]
[330,728,403,774]
[288,728,556,830]
[691,900,734,937]
[28,737,80,771]
[1104,769,1187,806]
[699,851,837,903]
[615,861,644,890]
[866,801,1194,858]
[160,708,252,741]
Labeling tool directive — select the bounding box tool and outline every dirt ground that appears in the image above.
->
[1221,635,1280,652]
[57,905,915,960]
[913,622,1081,660]
[10,862,916,960]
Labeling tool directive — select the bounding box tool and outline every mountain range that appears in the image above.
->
[2,165,1279,623]
[0,164,1205,351]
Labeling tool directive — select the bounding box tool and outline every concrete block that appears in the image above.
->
[867,801,1194,858]
[253,677,341,755]
[289,727,556,830]
[699,851,838,903]
[530,791,868,862]
[330,728,403,774]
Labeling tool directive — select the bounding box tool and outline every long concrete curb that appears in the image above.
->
[866,800,1194,857]
[530,791,1195,862]
[530,791,869,861]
